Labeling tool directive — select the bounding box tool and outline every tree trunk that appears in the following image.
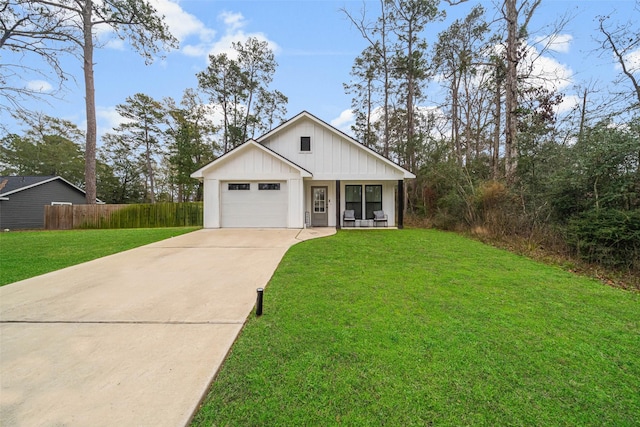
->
[578,88,587,144]
[493,76,501,179]
[381,0,390,158]
[406,20,416,172]
[145,136,155,203]
[452,72,461,165]
[504,0,518,183]
[82,0,97,203]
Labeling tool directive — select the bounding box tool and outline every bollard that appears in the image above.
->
[256,287,264,316]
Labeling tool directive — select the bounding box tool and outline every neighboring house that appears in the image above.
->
[191,111,416,229]
[0,176,92,229]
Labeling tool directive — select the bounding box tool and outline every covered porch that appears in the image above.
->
[303,179,406,229]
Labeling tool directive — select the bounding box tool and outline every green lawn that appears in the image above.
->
[192,229,639,426]
[0,227,199,286]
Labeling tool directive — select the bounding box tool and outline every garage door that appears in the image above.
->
[220,181,288,227]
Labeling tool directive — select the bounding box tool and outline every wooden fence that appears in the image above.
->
[44,203,203,230]
[45,204,128,230]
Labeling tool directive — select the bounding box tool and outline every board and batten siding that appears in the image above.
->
[261,117,405,181]
[0,180,87,229]
[200,144,305,228]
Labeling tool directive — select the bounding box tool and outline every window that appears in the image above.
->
[365,185,382,219]
[313,188,326,213]
[228,183,250,190]
[258,183,280,190]
[345,185,362,219]
[300,136,311,152]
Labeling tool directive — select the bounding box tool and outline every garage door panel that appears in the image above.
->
[221,182,287,228]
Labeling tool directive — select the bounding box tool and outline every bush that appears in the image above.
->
[81,202,203,229]
[567,209,640,270]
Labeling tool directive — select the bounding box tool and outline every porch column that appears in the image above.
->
[398,179,404,229]
[335,180,341,229]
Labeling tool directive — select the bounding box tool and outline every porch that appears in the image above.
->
[302,179,406,229]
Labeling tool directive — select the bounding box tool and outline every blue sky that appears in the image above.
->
[3,0,639,140]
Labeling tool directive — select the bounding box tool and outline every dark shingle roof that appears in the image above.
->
[0,176,57,196]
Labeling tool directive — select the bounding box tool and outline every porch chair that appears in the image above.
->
[343,209,356,227]
[373,210,388,227]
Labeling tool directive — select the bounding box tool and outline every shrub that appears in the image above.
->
[567,209,640,270]
[82,202,203,229]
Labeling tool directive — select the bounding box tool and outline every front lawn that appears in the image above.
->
[192,229,639,426]
[0,227,199,286]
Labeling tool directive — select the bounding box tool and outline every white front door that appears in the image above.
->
[311,186,328,227]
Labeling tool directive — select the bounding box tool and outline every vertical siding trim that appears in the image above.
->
[335,180,341,230]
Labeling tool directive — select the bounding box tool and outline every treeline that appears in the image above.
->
[0,38,285,204]
[341,0,639,273]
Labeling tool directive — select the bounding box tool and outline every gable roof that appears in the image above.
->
[0,176,82,196]
[0,176,100,202]
[257,111,416,179]
[0,176,56,195]
[190,139,313,179]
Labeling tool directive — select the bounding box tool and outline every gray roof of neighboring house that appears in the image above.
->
[0,176,60,196]
[0,176,100,202]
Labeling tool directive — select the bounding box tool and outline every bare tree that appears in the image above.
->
[502,0,541,183]
[342,0,394,157]
[0,1,75,116]
[598,14,640,110]
[5,1,177,203]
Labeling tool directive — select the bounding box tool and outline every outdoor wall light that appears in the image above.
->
[256,287,264,316]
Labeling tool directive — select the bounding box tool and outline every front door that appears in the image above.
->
[311,186,328,227]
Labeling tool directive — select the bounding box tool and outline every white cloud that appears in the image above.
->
[621,48,640,73]
[174,9,279,61]
[219,11,245,33]
[520,44,573,92]
[331,109,354,134]
[535,34,573,53]
[104,38,125,50]
[151,0,215,43]
[26,80,53,92]
[206,12,280,59]
[555,94,581,115]
[94,0,216,55]
[97,106,133,131]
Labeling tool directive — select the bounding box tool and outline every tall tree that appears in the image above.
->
[106,93,166,203]
[0,1,73,116]
[0,113,85,185]
[388,0,441,171]
[165,89,217,202]
[502,0,542,183]
[343,0,394,156]
[344,45,382,149]
[10,0,177,204]
[197,37,286,152]
[100,132,146,203]
[433,5,491,166]
[598,14,640,111]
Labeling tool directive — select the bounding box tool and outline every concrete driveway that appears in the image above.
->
[0,228,335,426]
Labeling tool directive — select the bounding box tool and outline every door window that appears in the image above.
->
[313,188,326,213]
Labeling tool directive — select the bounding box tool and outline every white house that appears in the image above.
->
[190,111,416,229]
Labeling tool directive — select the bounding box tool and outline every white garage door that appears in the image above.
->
[220,181,288,228]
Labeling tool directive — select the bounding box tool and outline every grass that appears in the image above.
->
[192,229,639,426]
[0,227,199,286]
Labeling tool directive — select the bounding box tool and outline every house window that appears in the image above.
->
[365,185,382,219]
[228,183,250,190]
[313,187,326,213]
[345,185,362,219]
[300,136,311,152]
[258,183,280,190]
